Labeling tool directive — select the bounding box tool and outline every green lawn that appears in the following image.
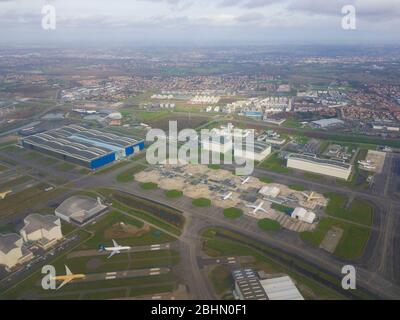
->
[209,265,233,296]
[116,164,146,183]
[208,164,221,170]
[289,184,306,191]
[271,203,294,215]
[259,176,274,184]
[300,217,371,260]
[223,207,243,219]
[192,198,211,207]
[257,218,281,231]
[260,153,291,174]
[324,193,373,227]
[140,182,158,190]
[202,228,353,300]
[164,190,183,198]
[57,162,76,172]
[283,118,302,128]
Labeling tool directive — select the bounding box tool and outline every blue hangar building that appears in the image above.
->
[21,124,145,170]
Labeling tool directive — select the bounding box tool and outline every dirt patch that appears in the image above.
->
[320,226,344,254]
[86,258,102,270]
[104,222,150,239]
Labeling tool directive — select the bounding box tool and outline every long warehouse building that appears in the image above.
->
[287,153,352,180]
[21,124,145,170]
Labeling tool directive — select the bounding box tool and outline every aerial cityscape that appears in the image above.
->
[0,0,400,306]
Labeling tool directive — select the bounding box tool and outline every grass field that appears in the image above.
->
[259,176,274,184]
[79,211,175,249]
[209,265,233,297]
[289,184,306,191]
[324,193,373,227]
[0,175,32,192]
[164,190,183,198]
[257,218,281,231]
[97,189,183,236]
[140,182,158,190]
[2,209,181,300]
[94,161,130,175]
[300,217,371,260]
[208,164,221,170]
[201,228,360,300]
[116,164,146,183]
[223,207,243,219]
[192,198,211,207]
[283,118,303,128]
[57,162,76,172]
[259,153,291,174]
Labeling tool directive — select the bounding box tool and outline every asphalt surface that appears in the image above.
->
[76,267,170,283]
[67,243,172,259]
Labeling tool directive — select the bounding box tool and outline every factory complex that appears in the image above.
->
[20,125,145,170]
[287,153,353,180]
[134,162,328,232]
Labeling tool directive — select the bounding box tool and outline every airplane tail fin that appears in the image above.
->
[99,244,106,252]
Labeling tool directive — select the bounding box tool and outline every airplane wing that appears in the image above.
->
[107,250,121,259]
[260,207,268,213]
[57,278,73,290]
[112,239,119,247]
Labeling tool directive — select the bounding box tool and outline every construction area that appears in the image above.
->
[134,163,329,232]
[358,150,386,174]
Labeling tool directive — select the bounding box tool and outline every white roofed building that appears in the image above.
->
[0,233,33,271]
[55,196,108,225]
[260,276,304,300]
[259,186,280,198]
[20,214,63,249]
[291,207,316,224]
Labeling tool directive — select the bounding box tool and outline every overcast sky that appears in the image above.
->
[0,0,399,46]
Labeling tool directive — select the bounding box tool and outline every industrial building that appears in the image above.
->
[20,214,63,249]
[311,118,345,129]
[0,233,33,271]
[55,196,108,225]
[287,154,353,180]
[260,276,304,300]
[21,124,145,170]
[259,185,280,198]
[232,268,268,300]
[291,207,316,224]
[234,141,272,162]
[233,269,304,300]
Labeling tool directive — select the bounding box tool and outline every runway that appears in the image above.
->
[67,243,172,259]
[59,267,170,285]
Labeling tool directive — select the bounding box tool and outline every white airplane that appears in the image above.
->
[99,239,131,259]
[301,192,323,202]
[245,201,268,215]
[221,192,233,200]
[240,177,251,185]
